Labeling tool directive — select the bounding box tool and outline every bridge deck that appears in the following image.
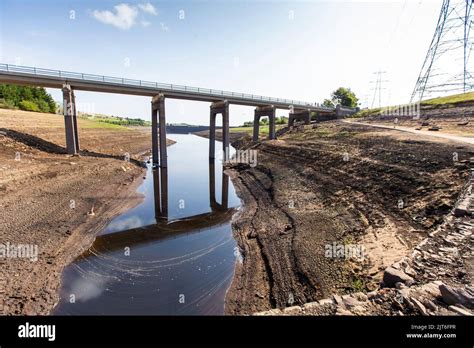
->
[0,64,333,112]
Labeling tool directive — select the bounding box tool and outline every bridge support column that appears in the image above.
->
[288,109,311,127]
[62,84,79,155]
[209,100,229,160]
[151,94,167,168]
[253,105,276,141]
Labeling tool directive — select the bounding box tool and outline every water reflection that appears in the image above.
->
[53,134,240,315]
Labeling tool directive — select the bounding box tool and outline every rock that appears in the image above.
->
[423,299,438,312]
[318,298,334,306]
[448,305,473,316]
[352,292,368,302]
[342,296,364,309]
[283,306,302,315]
[333,294,344,306]
[411,298,428,316]
[303,302,322,311]
[383,267,414,287]
[335,306,353,316]
[440,284,474,309]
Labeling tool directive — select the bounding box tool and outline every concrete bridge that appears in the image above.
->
[0,64,356,167]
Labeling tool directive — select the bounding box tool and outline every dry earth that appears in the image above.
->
[221,121,473,315]
[0,109,173,315]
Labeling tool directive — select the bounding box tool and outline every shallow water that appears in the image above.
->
[53,134,241,315]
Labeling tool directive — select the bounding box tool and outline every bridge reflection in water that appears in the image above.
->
[53,134,240,315]
[82,160,234,259]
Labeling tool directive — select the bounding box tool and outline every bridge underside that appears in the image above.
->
[0,66,361,162]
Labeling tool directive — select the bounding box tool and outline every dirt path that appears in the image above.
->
[0,109,173,315]
[224,121,473,314]
[343,120,474,145]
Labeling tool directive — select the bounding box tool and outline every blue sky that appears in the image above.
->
[0,0,443,125]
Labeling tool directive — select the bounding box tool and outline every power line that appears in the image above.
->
[411,0,474,102]
[370,71,388,108]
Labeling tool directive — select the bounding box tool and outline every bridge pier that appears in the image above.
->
[253,105,276,141]
[288,109,311,127]
[151,94,167,168]
[62,84,80,155]
[209,100,229,160]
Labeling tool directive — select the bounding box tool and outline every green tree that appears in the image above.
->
[330,87,358,108]
[322,99,335,108]
[19,100,40,112]
[0,84,57,113]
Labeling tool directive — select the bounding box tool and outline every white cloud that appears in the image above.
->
[92,4,139,30]
[141,20,151,27]
[138,3,157,15]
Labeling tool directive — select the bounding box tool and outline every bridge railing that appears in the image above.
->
[0,63,333,111]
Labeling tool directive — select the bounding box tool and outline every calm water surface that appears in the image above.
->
[53,134,240,315]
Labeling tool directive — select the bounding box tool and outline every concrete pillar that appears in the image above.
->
[222,102,230,162]
[288,109,311,127]
[209,111,216,159]
[268,108,276,140]
[62,84,77,155]
[254,106,276,141]
[151,102,159,167]
[209,100,229,160]
[71,89,80,153]
[253,113,260,142]
[152,94,167,168]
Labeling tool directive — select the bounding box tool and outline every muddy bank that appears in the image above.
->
[214,121,473,314]
[0,109,173,315]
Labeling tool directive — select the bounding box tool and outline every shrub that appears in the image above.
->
[18,100,40,112]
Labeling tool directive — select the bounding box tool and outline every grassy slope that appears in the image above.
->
[422,91,474,106]
[350,91,474,119]
[230,125,285,136]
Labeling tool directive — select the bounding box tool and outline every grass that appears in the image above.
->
[421,91,474,106]
[230,125,285,136]
[350,91,474,119]
[79,118,130,130]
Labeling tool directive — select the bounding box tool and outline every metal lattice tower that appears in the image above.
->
[411,0,474,103]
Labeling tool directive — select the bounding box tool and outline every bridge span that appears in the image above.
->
[0,64,356,166]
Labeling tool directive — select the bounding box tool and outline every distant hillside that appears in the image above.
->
[0,84,57,113]
[79,113,151,127]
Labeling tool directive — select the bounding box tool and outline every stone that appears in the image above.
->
[440,284,474,309]
[335,306,353,316]
[448,305,473,316]
[383,267,414,287]
[318,298,334,306]
[343,296,364,309]
[410,297,428,316]
[303,302,322,311]
[283,305,302,315]
[423,299,438,312]
[333,294,344,306]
